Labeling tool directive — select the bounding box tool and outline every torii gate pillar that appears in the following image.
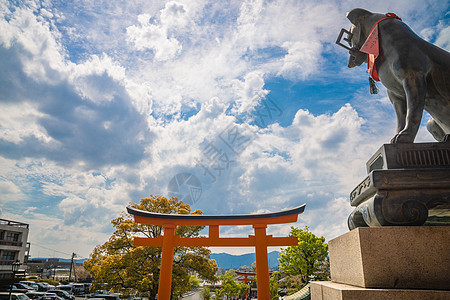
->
[158,224,176,300]
[254,224,270,297]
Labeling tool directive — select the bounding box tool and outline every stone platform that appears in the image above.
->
[311,227,450,299]
[310,281,450,300]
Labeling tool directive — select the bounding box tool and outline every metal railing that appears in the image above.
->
[0,259,16,265]
[0,240,23,247]
[0,219,29,228]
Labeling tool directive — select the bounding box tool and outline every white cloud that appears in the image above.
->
[278,41,322,79]
[0,101,52,144]
[435,25,450,51]
[0,181,24,203]
[0,5,16,48]
[6,8,67,84]
[120,0,345,116]
[39,8,53,19]
[127,13,182,61]
[231,71,268,113]
[0,5,150,168]
[160,1,189,28]
[70,54,127,103]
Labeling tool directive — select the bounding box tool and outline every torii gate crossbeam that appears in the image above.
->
[127,204,305,300]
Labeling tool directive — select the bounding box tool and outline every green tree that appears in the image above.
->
[278,226,329,285]
[189,275,201,290]
[84,195,218,299]
[278,274,304,295]
[200,286,212,300]
[269,271,280,299]
[216,269,249,298]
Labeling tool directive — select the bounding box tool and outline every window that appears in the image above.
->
[0,231,4,240]
[6,232,19,242]
[1,251,16,261]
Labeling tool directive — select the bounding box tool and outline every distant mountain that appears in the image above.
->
[32,252,281,270]
[210,251,280,269]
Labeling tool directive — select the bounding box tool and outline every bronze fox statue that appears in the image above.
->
[339,8,450,143]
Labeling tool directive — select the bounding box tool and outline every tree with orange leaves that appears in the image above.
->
[84,195,218,299]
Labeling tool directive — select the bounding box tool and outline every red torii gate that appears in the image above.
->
[127,204,305,300]
[235,271,262,284]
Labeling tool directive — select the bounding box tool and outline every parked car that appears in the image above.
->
[25,292,47,299]
[68,284,84,295]
[81,283,91,294]
[0,292,31,300]
[50,290,74,300]
[39,283,55,291]
[10,286,30,294]
[40,295,63,300]
[35,283,49,292]
[26,292,62,300]
[19,282,38,291]
[19,282,47,292]
[13,284,35,291]
[54,286,73,295]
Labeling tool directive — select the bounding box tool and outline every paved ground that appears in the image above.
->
[180,291,202,300]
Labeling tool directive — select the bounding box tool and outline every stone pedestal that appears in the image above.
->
[348,142,450,229]
[311,227,450,299]
[311,281,450,300]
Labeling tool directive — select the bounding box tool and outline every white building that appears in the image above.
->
[0,219,30,278]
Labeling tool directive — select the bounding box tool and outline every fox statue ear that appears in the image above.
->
[349,24,361,47]
[347,8,371,25]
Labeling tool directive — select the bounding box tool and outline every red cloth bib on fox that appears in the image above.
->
[359,13,402,81]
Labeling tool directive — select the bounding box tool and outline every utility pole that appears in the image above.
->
[68,253,76,283]
[74,256,77,282]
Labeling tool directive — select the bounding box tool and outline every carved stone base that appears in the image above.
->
[311,281,450,300]
[348,142,450,229]
[364,141,450,173]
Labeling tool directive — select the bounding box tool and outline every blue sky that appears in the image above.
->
[1,0,449,258]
